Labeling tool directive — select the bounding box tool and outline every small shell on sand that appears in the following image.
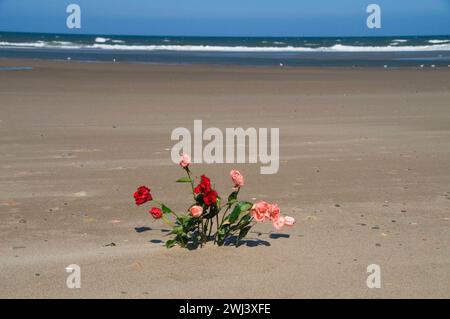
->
[74,191,87,197]
[1,200,18,206]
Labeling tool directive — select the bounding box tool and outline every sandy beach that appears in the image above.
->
[0,58,449,298]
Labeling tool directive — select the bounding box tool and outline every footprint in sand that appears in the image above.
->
[53,153,77,159]
[83,217,96,222]
[110,166,136,170]
[127,261,143,270]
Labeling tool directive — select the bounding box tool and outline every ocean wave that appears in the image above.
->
[1,41,450,52]
[51,41,73,45]
[429,39,450,44]
[0,41,47,48]
[95,37,110,43]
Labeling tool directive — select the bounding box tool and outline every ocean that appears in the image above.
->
[1,32,449,67]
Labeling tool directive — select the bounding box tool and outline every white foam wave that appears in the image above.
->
[1,41,450,52]
[95,37,110,43]
[429,39,450,44]
[88,43,450,52]
[51,41,73,45]
[325,43,450,52]
[0,41,47,48]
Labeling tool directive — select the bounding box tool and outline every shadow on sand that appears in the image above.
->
[135,226,171,233]
[143,231,290,250]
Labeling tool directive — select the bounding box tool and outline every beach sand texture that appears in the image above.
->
[0,59,449,298]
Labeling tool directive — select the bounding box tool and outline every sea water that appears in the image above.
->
[1,32,449,67]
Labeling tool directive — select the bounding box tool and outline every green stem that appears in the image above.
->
[185,168,196,200]
[154,200,180,219]
[200,221,204,247]
[208,219,213,241]
[215,187,242,243]
[203,219,208,244]
[197,222,201,246]
[219,187,240,227]
[161,215,173,227]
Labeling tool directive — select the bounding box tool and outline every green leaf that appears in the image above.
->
[161,204,173,214]
[171,226,183,235]
[238,225,252,241]
[228,206,241,224]
[240,214,252,224]
[181,216,197,231]
[175,234,188,247]
[165,239,176,248]
[203,203,220,219]
[228,201,253,224]
[176,177,192,183]
[228,191,238,203]
[195,194,203,204]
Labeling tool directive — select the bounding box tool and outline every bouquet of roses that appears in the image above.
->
[133,154,295,248]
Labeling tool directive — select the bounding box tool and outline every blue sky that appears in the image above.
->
[0,0,449,36]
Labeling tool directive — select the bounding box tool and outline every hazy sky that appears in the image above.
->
[0,0,449,36]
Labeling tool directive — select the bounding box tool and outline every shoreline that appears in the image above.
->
[1,47,450,68]
[2,56,450,72]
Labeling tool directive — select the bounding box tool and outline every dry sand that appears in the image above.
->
[0,59,449,298]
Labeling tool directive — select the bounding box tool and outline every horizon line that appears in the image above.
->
[1,30,449,39]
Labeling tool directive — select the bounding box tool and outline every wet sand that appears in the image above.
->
[0,58,449,298]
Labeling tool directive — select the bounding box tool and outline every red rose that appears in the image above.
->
[134,186,152,205]
[203,190,218,206]
[149,207,163,219]
[194,175,211,194]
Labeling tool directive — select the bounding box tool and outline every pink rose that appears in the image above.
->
[179,154,191,168]
[284,216,296,226]
[189,205,203,217]
[266,204,280,221]
[273,216,286,230]
[230,169,244,188]
[250,201,270,222]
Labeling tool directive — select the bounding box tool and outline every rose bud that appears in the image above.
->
[272,216,286,230]
[179,153,191,168]
[189,205,203,217]
[149,207,163,219]
[284,216,296,226]
[230,169,244,188]
[134,186,152,205]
